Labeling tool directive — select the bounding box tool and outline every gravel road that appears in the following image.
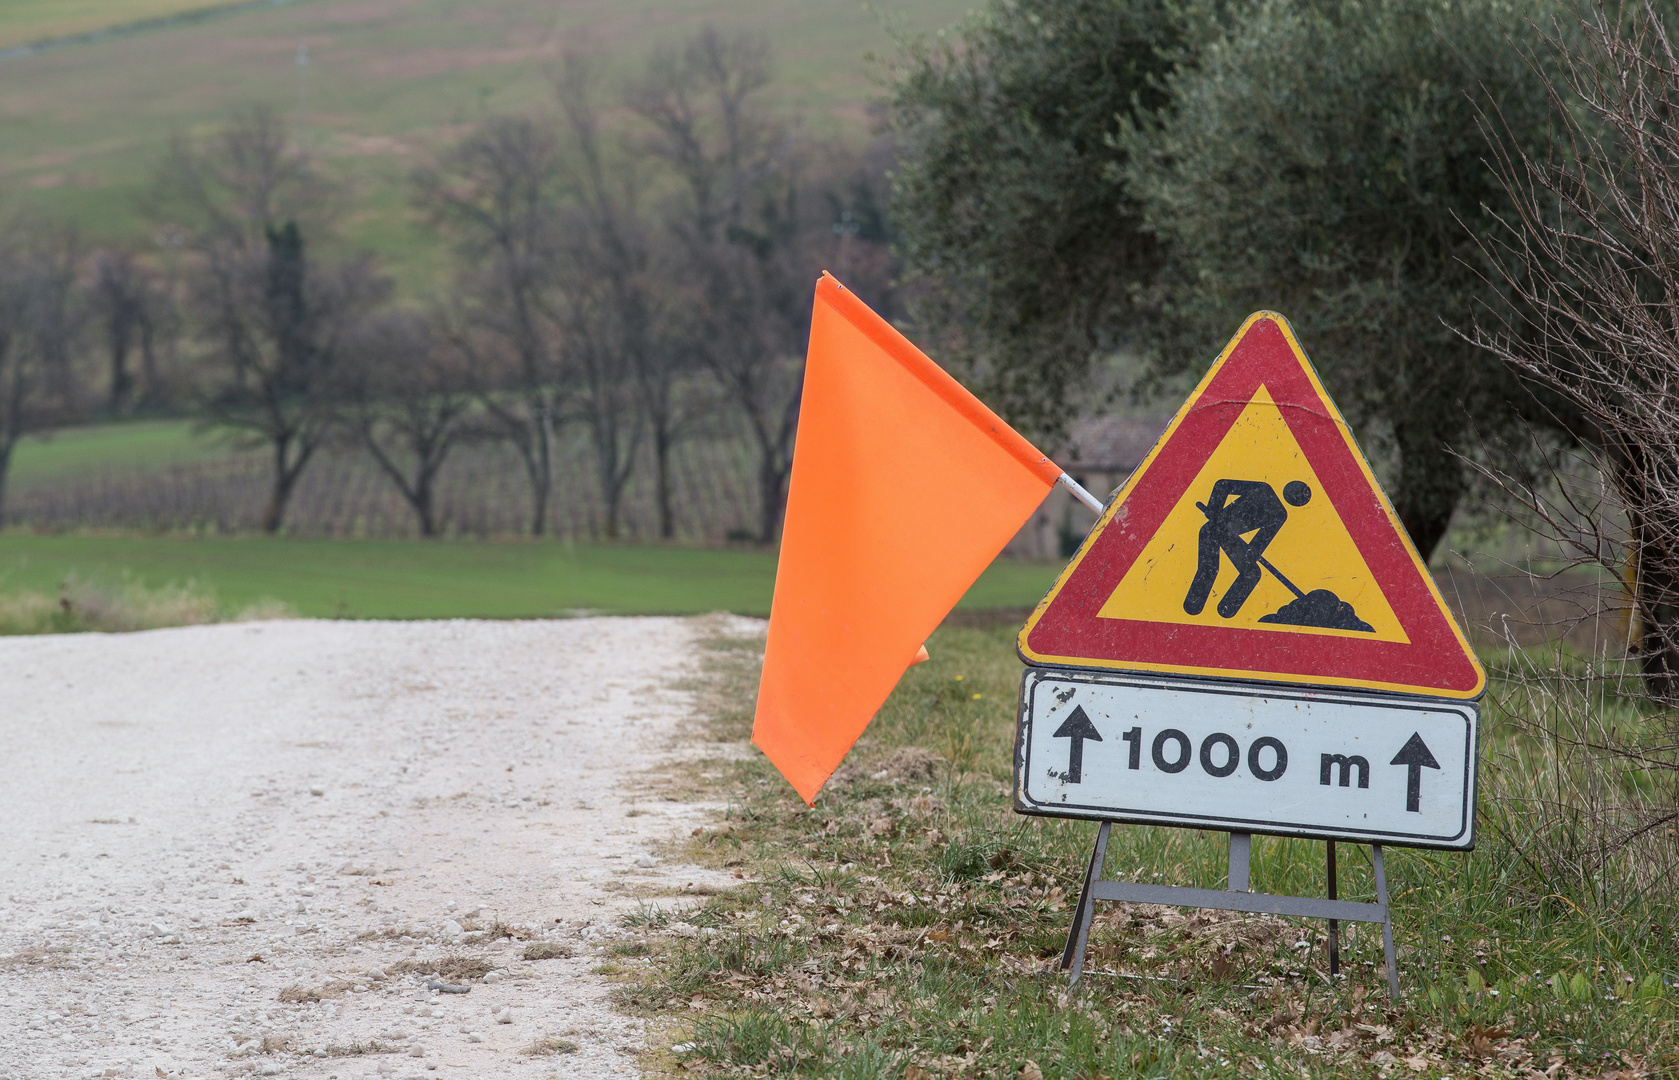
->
[0,617,744,1080]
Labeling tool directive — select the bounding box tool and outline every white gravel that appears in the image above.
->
[0,617,746,1080]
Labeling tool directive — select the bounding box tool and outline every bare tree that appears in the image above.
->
[1475,1,1679,700]
[24,225,86,407]
[209,226,390,532]
[636,275,713,539]
[156,109,384,533]
[553,54,692,541]
[629,29,815,544]
[92,249,174,414]
[628,29,899,543]
[0,245,37,526]
[0,225,87,525]
[417,116,567,536]
[341,311,475,537]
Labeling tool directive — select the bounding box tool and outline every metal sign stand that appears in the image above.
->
[1059,825,1399,999]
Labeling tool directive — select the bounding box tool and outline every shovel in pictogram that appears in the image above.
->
[1190,480,1374,633]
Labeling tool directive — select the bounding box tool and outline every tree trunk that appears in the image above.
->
[0,442,12,530]
[1392,422,1463,561]
[757,452,789,545]
[603,490,621,541]
[262,436,310,534]
[261,471,298,534]
[108,333,134,416]
[529,404,553,537]
[654,424,675,540]
[1629,514,1679,703]
[416,479,438,538]
[529,471,550,537]
[138,318,160,407]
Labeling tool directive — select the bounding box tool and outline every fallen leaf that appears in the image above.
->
[1403,1054,1429,1071]
[1021,1062,1045,1080]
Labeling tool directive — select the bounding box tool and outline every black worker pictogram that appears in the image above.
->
[1184,478,1374,632]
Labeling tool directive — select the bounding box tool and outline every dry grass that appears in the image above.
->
[320,1040,400,1056]
[0,573,291,635]
[0,945,73,970]
[522,942,573,961]
[525,1036,580,1055]
[276,980,352,1003]
[388,955,492,981]
[464,916,530,940]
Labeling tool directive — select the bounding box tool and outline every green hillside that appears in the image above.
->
[0,0,968,282]
[0,0,232,50]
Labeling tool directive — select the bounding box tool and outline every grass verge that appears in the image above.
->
[0,572,288,633]
[0,534,1061,621]
[615,622,1678,1078]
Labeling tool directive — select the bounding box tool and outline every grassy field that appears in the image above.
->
[0,0,968,287]
[6,419,234,489]
[0,533,1061,620]
[606,625,1679,1078]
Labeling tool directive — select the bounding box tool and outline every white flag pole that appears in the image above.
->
[1058,472,1104,514]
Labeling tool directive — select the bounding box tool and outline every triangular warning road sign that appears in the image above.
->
[1019,311,1485,699]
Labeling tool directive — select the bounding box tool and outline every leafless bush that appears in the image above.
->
[1470,0,1679,880]
[1481,642,1679,898]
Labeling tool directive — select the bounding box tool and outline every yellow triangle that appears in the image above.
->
[1097,386,1408,643]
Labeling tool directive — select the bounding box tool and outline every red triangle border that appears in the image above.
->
[1019,313,1485,700]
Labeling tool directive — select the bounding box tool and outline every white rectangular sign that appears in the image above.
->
[1014,669,1478,849]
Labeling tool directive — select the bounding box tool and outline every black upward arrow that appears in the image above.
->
[1052,706,1102,784]
[1389,732,1441,813]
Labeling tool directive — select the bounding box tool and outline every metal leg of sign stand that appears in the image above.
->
[1228,831,1250,891]
[1060,822,1110,985]
[1326,840,1339,977]
[1373,844,1399,1000]
[1060,829,1400,999]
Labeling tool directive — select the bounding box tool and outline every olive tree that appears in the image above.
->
[886,0,1190,440]
[1123,0,1564,557]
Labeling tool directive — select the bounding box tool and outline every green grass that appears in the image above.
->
[0,533,1061,619]
[6,419,235,489]
[0,0,970,290]
[618,625,1679,1079]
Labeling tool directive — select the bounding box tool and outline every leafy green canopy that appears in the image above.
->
[1126,0,1562,556]
[886,0,1190,440]
[890,0,1565,557]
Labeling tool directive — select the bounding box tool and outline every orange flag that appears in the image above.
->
[752,274,1063,804]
